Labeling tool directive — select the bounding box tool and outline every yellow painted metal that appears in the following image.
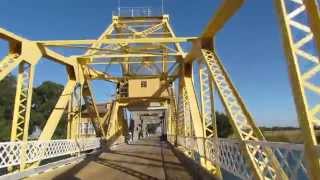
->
[167,87,177,144]
[0,13,194,173]
[67,94,73,139]
[38,80,77,141]
[0,41,42,81]
[163,19,186,57]
[162,48,168,74]
[106,101,120,139]
[37,37,196,46]
[183,70,206,166]
[27,80,77,169]
[199,62,221,177]
[10,62,35,142]
[79,53,180,59]
[0,55,23,81]
[135,22,165,37]
[303,0,320,56]
[275,0,320,179]
[185,0,245,62]
[199,63,216,140]
[201,0,245,40]
[201,49,287,180]
[67,89,81,139]
[10,62,35,170]
[176,63,207,166]
[1,2,318,178]
[42,48,76,66]
[177,78,186,138]
[82,80,106,137]
[85,22,115,56]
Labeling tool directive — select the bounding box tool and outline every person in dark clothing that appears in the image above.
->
[138,124,144,139]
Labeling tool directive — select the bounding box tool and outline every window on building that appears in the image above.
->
[141,80,147,88]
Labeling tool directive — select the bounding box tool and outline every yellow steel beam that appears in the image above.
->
[89,60,176,65]
[0,28,25,42]
[101,101,114,128]
[0,55,23,81]
[30,80,76,169]
[176,78,185,138]
[151,80,171,98]
[201,49,287,180]
[199,62,222,177]
[0,40,42,81]
[162,48,168,73]
[135,22,165,37]
[275,0,320,179]
[183,76,206,160]
[0,27,73,67]
[41,47,76,66]
[167,87,177,144]
[10,62,35,142]
[84,22,115,56]
[78,53,181,59]
[10,62,35,170]
[38,80,76,140]
[67,93,74,139]
[82,80,106,137]
[37,37,196,46]
[105,101,120,139]
[163,19,186,57]
[185,0,245,62]
[303,0,320,56]
[201,0,245,39]
[82,65,117,83]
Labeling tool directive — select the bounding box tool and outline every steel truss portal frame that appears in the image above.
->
[0,1,319,179]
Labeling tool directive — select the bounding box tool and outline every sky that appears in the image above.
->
[0,0,298,127]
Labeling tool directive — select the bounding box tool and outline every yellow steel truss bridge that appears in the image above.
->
[0,0,319,179]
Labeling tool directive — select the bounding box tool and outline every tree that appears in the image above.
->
[215,111,233,138]
[0,74,16,141]
[0,76,68,141]
[31,81,67,139]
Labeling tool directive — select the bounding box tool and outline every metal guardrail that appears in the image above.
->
[0,138,101,169]
[169,135,315,180]
[112,7,163,17]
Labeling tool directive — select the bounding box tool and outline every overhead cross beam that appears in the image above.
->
[37,37,196,46]
[185,0,245,62]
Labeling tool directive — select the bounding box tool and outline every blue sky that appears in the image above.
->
[0,0,298,127]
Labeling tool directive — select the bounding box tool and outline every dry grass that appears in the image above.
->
[262,130,320,144]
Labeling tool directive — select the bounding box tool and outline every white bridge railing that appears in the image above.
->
[170,135,314,180]
[0,138,101,169]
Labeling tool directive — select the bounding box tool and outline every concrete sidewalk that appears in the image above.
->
[28,136,193,180]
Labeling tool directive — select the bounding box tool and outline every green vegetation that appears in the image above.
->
[31,81,67,139]
[0,74,67,141]
[216,112,233,138]
[0,74,16,140]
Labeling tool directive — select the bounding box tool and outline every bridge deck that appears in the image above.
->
[29,136,193,180]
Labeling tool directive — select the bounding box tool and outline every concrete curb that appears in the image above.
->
[0,150,101,180]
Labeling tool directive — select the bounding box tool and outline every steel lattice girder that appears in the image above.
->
[198,62,221,176]
[201,49,288,179]
[275,0,320,179]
